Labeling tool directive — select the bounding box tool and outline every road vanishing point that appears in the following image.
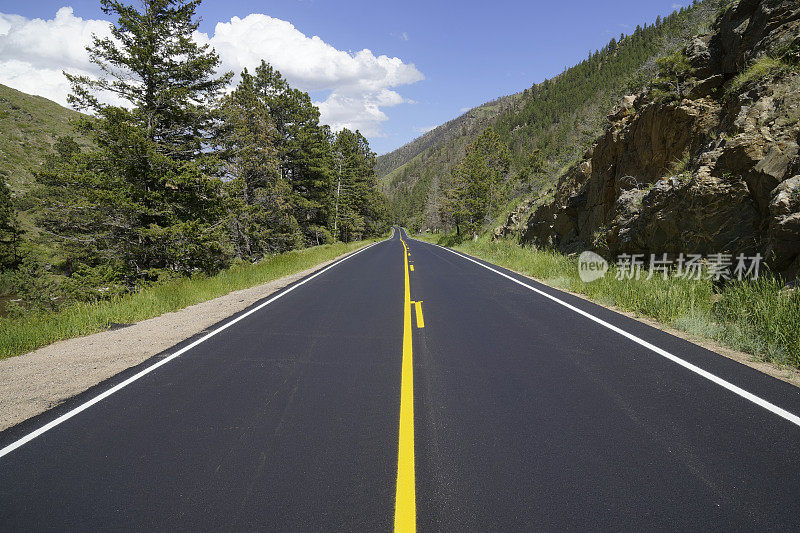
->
[2,228,800,530]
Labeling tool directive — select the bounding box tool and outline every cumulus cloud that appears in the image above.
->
[0,7,113,105]
[0,7,423,137]
[201,13,423,136]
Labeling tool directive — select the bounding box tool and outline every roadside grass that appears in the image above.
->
[727,56,792,95]
[416,233,800,368]
[0,239,378,360]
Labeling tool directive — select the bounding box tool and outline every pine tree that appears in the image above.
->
[218,69,302,259]
[39,0,233,285]
[444,129,510,237]
[67,0,231,158]
[249,61,335,242]
[0,179,23,269]
[332,129,388,242]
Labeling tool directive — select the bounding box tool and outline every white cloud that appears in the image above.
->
[0,7,115,106]
[414,125,436,134]
[0,7,424,137]
[201,13,423,136]
[401,32,409,41]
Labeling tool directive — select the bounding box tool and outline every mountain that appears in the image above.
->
[0,84,90,196]
[377,0,726,230]
[376,95,517,229]
[506,0,800,280]
[375,96,514,178]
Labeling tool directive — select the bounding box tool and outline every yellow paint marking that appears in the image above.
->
[410,265,414,272]
[394,235,416,532]
[413,301,424,329]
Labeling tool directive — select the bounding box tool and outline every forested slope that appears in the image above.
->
[375,96,512,178]
[378,0,724,230]
[0,0,388,319]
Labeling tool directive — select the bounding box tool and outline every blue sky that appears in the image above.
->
[0,0,692,154]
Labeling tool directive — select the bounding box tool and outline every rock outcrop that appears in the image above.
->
[509,0,800,280]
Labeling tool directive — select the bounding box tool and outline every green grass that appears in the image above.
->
[728,56,792,95]
[0,239,378,360]
[417,233,800,368]
[0,83,91,196]
[0,83,95,263]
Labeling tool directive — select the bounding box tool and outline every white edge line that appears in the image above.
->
[412,236,800,428]
[0,240,384,459]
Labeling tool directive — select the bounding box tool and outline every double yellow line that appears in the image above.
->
[394,235,416,532]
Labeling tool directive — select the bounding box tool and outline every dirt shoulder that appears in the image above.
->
[0,247,365,431]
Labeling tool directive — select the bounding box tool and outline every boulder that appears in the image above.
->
[607,95,637,122]
[749,142,799,212]
[686,35,714,78]
[766,175,800,277]
[688,75,726,99]
[615,174,761,257]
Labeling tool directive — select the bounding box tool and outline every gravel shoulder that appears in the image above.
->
[0,248,363,431]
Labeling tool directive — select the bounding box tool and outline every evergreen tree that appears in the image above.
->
[445,129,510,237]
[34,137,109,277]
[218,69,302,259]
[249,61,335,242]
[332,129,388,242]
[67,0,231,157]
[0,179,23,269]
[39,0,233,285]
[653,50,693,99]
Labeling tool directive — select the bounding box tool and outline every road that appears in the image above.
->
[2,227,800,530]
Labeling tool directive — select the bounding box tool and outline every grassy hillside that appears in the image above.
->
[0,83,93,246]
[0,84,90,195]
[378,0,724,230]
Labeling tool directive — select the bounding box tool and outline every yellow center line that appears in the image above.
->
[394,235,416,532]
[413,301,424,329]
[410,265,414,272]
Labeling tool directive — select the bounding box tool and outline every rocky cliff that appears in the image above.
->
[505,0,800,280]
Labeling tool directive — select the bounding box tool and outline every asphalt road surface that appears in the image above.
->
[2,228,800,531]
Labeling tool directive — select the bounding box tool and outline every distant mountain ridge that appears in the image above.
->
[375,95,514,178]
[377,0,725,230]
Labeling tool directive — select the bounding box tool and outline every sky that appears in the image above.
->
[0,0,693,154]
